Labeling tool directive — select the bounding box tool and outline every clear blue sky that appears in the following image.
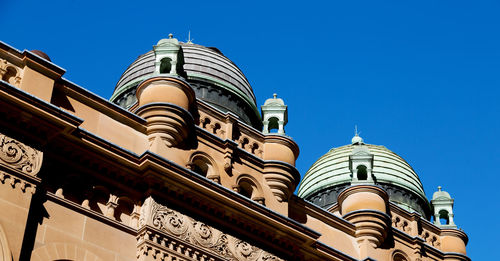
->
[3,1,499,259]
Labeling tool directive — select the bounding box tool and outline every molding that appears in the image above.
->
[140,197,284,260]
[46,192,138,235]
[0,133,43,176]
[290,195,356,237]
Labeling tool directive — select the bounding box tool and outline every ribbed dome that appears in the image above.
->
[298,143,431,218]
[110,42,261,128]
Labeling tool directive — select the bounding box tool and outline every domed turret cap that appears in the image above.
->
[432,186,452,200]
[263,93,285,106]
[110,38,261,128]
[298,137,431,218]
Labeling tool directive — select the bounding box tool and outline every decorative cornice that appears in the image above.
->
[0,133,42,176]
[140,196,284,260]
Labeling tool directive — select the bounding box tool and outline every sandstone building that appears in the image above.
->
[0,36,469,261]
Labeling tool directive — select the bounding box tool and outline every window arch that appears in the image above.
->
[188,152,219,183]
[439,209,450,225]
[236,175,264,203]
[392,251,409,261]
[266,116,279,133]
[239,180,254,198]
[160,57,172,74]
[357,165,368,180]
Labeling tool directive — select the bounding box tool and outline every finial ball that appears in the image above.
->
[169,33,173,39]
[351,134,364,145]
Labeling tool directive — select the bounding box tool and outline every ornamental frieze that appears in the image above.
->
[140,197,284,261]
[0,133,42,176]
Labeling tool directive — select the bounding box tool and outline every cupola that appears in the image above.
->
[110,36,262,128]
[298,135,431,219]
[431,186,456,228]
[261,93,288,135]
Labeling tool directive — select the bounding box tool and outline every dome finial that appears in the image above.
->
[187,30,194,44]
[168,33,173,39]
[438,186,442,191]
[351,125,364,144]
[273,93,277,99]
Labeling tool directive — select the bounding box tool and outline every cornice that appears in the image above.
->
[290,195,356,236]
[59,78,147,131]
[8,111,321,258]
[46,192,137,235]
[0,41,66,79]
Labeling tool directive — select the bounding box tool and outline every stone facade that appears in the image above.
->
[0,39,469,261]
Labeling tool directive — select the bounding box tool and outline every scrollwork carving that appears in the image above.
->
[0,134,42,176]
[152,203,189,238]
[141,197,284,261]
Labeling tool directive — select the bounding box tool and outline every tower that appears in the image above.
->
[349,133,375,185]
[431,186,456,228]
[261,93,287,135]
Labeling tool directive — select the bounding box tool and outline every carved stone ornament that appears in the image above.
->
[0,134,42,176]
[140,197,284,261]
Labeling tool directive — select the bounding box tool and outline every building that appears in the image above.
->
[0,36,469,261]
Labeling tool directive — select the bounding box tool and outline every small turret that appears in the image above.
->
[349,133,374,185]
[153,34,182,75]
[261,93,287,135]
[431,186,456,228]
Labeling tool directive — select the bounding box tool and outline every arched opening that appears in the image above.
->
[357,165,368,180]
[189,153,219,183]
[160,58,172,74]
[190,157,212,177]
[2,67,17,85]
[202,117,211,129]
[439,209,449,225]
[393,252,408,261]
[239,180,254,198]
[267,117,279,133]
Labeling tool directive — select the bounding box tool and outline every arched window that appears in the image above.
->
[238,180,255,198]
[392,251,409,261]
[267,116,279,133]
[190,157,211,177]
[189,153,219,183]
[357,165,368,180]
[160,58,172,74]
[439,209,449,225]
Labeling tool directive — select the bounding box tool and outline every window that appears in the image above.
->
[393,252,408,261]
[357,165,368,180]
[160,58,172,74]
[439,209,449,225]
[267,117,279,133]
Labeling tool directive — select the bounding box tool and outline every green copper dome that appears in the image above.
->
[298,140,431,218]
[110,39,261,128]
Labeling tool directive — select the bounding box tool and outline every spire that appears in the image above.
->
[351,125,364,145]
[187,31,194,44]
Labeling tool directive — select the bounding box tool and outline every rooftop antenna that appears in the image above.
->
[187,31,194,44]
